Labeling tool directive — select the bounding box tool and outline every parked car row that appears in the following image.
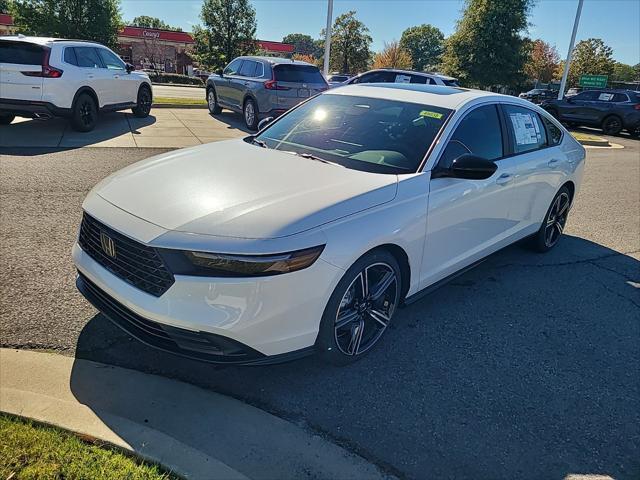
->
[0,35,153,131]
[518,88,557,104]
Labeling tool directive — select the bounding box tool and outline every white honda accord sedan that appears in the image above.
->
[73,84,585,365]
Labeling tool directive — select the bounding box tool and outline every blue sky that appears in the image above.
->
[120,0,640,65]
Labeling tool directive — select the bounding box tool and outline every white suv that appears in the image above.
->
[0,36,153,132]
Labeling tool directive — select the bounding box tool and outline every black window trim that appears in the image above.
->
[429,102,507,173]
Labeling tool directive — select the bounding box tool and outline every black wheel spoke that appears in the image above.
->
[369,270,395,301]
[336,309,359,330]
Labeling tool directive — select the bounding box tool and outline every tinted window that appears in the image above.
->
[573,91,599,101]
[224,59,242,75]
[64,47,78,66]
[97,48,124,70]
[274,64,326,84]
[255,94,452,174]
[356,71,395,83]
[0,41,43,65]
[442,79,459,87]
[409,75,428,84]
[75,47,102,68]
[541,115,562,146]
[439,104,503,169]
[504,104,547,154]
[611,93,629,102]
[239,60,256,77]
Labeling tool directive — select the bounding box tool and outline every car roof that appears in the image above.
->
[327,83,520,110]
[236,56,316,67]
[0,35,102,47]
[358,68,457,80]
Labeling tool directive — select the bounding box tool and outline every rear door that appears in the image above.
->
[272,64,328,110]
[229,59,257,108]
[0,40,44,101]
[563,90,599,122]
[96,47,136,104]
[73,46,112,107]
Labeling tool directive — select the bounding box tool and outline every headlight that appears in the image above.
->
[161,245,325,277]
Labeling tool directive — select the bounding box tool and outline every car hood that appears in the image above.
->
[95,140,398,239]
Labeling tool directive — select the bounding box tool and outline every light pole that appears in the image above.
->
[323,0,334,77]
[558,0,584,99]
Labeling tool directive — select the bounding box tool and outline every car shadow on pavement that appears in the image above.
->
[0,112,156,153]
[208,111,252,134]
[70,235,639,480]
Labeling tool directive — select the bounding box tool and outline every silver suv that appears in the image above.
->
[206,56,328,130]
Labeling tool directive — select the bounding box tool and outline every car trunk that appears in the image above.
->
[0,40,45,101]
[273,64,328,110]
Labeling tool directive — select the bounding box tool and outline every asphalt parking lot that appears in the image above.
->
[1,120,638,479]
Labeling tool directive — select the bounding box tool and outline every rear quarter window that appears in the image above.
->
[274,64,326,84]
[0,41,44,65]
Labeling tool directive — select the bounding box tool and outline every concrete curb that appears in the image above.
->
[152,103,207,109]
[0,349,392,480]
[577,138,610,147]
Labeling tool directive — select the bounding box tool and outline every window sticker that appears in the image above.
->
[395,74,411,83]
[598,93,614,101]
[419,110,444,119]
[509,112,540,145]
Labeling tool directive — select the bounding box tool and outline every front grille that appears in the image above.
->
[78,212,174,297]
[76,272,265,364]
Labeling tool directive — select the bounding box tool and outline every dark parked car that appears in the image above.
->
[206,56,328,130]
[541,89,640,136]
[518,88,557,104]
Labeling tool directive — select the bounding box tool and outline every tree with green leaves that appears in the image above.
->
[130,15,182,31]
[283,33,321,58]
[611,62,637,82]
[399,24,444,72]
[0,0,10,13]
[196,0,257,72]
[11,0,122,48]
[441,0,534,88]
[321,11,372,74]
[523,39,560,83]
[566,38,615,87]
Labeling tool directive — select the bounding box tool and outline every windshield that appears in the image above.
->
[255,94,452,174]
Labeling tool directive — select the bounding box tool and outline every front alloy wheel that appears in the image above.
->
[317,250,402,365]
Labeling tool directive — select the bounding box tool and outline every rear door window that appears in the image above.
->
[409,75,429,84]
[75,47,103,68]
[239,60,256,77]
[611,93,629,102]
[573,91,599,101]
[0,41,44,65]
[439,104,503,169]
[274,64,326,84]
[503,104,547,154]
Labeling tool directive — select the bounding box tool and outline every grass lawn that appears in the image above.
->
[153,97,206,106]
[0,414,178,480]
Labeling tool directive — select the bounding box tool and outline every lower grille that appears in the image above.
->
[78,212,174,297]
[76,272,266,364]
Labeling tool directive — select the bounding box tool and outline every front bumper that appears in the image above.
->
[0,98,71,119]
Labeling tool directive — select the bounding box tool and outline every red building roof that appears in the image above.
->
[257,40,294,53]
[119,26,194,44]
[0,13,14,25]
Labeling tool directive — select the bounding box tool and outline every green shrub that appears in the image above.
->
[148,73,204,86]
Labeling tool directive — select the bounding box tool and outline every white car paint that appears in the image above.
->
[73,85,585,361]
[0,35,151,111]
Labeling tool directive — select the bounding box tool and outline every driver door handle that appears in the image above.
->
[496,173,513,185]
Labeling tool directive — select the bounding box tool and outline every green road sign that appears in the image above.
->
[579,74,608,88]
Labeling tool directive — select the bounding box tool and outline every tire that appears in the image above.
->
[316,249,402,365]
[528,185,572,253]
[132,85,152,118]
[0,113,15,125]
[207,88,222,114]
[71,93,98,132]
[601,115,623,136]
[627,127,639,138]
[243,97,258,131]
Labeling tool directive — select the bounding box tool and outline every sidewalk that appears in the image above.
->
[0,109,247,149]
[0,349,392,480]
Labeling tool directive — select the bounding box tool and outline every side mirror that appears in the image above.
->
[218,69,224,77]
[125,63,134,73]
[448,154,497,180]
[257,116,274,131]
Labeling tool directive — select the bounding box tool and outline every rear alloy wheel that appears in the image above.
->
[243,98,258,131]
[317,250,401,365]
[602,115,623,136]
[132,86,152,118]
[529,186,571,253]
[207,88,222,114]
[627,126,639,138]
[0,113,15,125]
[71,93,98,132]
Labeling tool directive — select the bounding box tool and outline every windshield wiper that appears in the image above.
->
[251,137,269,148]
[294,151,336,165]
